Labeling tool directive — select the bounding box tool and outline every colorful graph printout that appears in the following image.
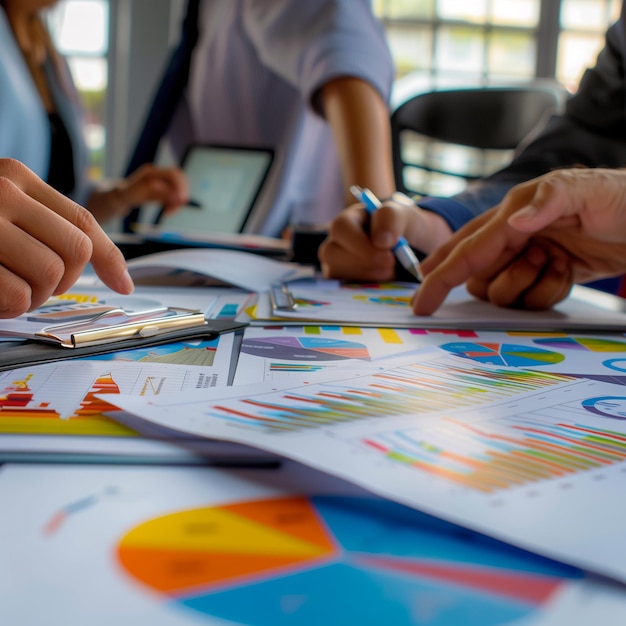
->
[352,295,411,306]
[118,496,579,626]
[533,337,626,352]
[603,359,626,373]
[82,338,220,367]
[364,416,626,492]
[0,333,234,438]
[4,464,625,626]
[240,336,370,361]
[338,328,626,381]
[233,325,421,385]
[107,347,626,581]
[440,342,565,367]
[248,283,626,330]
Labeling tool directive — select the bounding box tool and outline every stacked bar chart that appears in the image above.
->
[363,417,626,493]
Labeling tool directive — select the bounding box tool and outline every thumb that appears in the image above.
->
[507,178,580,233]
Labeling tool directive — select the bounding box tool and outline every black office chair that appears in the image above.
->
[390,80,568,198]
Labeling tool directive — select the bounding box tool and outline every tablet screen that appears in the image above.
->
[157,144,274,234]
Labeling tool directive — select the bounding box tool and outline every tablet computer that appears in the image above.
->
[156,143,274,234]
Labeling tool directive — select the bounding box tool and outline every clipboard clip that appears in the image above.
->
[36,307,207,348]
[269,282,297,312]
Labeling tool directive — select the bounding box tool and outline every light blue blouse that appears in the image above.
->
[0,8,92,205]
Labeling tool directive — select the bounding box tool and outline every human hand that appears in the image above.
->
[0,159,134,318]
[318,195,452,281]
[88,164,189,223]
[412,168,626,315]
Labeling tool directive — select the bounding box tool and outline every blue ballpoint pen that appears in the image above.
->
[350,185,424,282]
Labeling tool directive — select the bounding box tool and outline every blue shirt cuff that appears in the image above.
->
[416,197,476,232]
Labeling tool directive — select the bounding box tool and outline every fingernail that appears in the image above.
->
[510,204,537,222]
[120,270,135,294]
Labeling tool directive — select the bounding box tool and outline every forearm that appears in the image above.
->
[86,165,189,226]
[321,76,396,204]
[85,184,127,225]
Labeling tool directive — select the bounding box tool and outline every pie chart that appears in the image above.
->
[117,496,577,626]
[241,336,370,361]
[534,336,626,352]
[440,342,564,367]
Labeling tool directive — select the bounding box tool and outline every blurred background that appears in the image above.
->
[45,0,621,190]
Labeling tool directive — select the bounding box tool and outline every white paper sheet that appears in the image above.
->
[106,345,626,583]
[246,282,626,331]
[1,463,625,626]
[125,248,313,291]
[0,329,239,461]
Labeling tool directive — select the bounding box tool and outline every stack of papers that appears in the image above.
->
[245,280,626,330]
[125,248,313,291]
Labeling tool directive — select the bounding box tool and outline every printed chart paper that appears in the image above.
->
[247,282,626,330]
[0,331,236,461]
[107,345,626,582]
[233,324,422,385]
[1,463,625,626]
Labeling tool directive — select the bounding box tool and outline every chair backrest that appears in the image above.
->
[390,81,568,197]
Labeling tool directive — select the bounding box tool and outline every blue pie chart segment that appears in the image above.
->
[181,561,531,626]
[440,342,564,367]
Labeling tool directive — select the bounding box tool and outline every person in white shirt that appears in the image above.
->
[163,0,396,236]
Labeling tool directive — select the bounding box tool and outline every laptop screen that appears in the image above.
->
[156,144,274,234]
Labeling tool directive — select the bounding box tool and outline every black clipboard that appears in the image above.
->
[0,320,247,372]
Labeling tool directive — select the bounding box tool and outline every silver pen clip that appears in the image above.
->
[269,282,297,312]
[36,307,206,348]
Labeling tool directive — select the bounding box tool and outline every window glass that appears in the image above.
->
[49,0,108,54]
[556,32,605,91]
[556,0,619,90]
[490,0,540,27]
[374,0,619,198]
[488,31,536,78]
[375,0,435,20]
[437,0,488,23]
[435,27,486,75]
[47,0,109,179]
[385,25,433,77]
[560,0,619,30]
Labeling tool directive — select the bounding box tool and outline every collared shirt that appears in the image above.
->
[167,0,394,236]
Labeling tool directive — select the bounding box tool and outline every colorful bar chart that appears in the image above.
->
[363,418,626,493]
[0,371,132,436]
[209,359,575,432]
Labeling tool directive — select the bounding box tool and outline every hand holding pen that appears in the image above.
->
[349,185,424,282]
